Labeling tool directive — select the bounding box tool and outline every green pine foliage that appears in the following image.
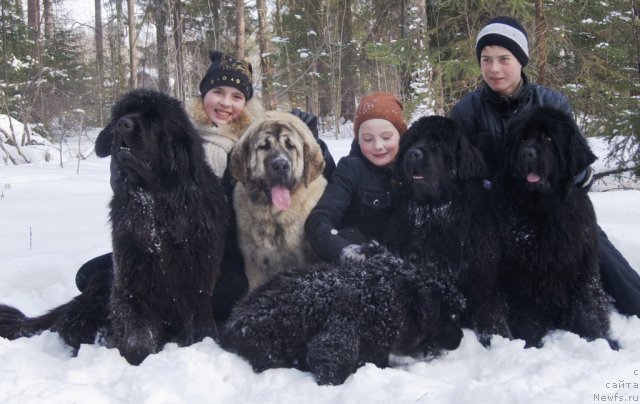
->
[0,0,32,91]
[0,0,636,175]
[544,0,638,172]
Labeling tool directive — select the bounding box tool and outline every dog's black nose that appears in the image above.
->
[406,148,423,161]
[116,117,135,134]
[270,157,290,174]
[520,146,537,161]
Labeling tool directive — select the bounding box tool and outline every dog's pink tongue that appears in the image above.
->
[271,185,291,211]
[527,173,541,183]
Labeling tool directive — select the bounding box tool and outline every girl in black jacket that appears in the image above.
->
[449,16,640,317]
[305,92,407,263]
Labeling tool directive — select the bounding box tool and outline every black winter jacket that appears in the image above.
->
[305,145,396,263]
[450,73,640,317]
[449,73,572,177]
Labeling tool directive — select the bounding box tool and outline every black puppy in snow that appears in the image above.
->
[220,242,464,385]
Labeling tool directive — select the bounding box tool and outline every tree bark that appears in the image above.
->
[27,0,39,44]
[95,0,104,123]
[274,0,297,106]
[172,0,185,100]
[206,0,221,51]
[339,0,355,122]
[127,0,137,89]
[534,0,548,86]
[95,0,104,75]
[43,0,52,46]
[235,0,245,59]
[27,0,40,64]
[399,0,426,100]
[155,0,170,93]
[257,0,275,109]
[632,0,640,75]
[113,0,126,94]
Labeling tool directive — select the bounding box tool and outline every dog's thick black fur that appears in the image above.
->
[496,106,614,348]
[220,242,465,385]
[0,89,229,364]
[386,115,511,345]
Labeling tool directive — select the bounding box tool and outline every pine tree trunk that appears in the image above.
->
[172,0,185,100]
[155,0,170,93]
[27,0,44,128]
[95,0,104,76]
[274,0,297,106]
[399,0,426,100]
[535,0,548,86]
[257,0,275,109]
[308,0,324,116]
[95,0,104,124]
[207,0,221,50]
[235,0,245,59]
[114,0,126,94]
[27,0,40,58]
[43,0,52,46]
[339,0,355,122]
[632,0,640,75]
[127,0,137,89]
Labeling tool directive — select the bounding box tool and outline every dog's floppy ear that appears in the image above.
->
[456,131,488,180]
[229,131,251,184]
[564,114,597,177]
[95,122,114,157]
[425,115,487,181]
[303,141,325,186]
[284,114,325,186]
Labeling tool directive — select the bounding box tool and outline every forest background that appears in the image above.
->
[0,0,638,175]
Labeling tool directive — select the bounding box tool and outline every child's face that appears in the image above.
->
[480,45,523,97]
[358,119,400,167]
[203,85,247,125]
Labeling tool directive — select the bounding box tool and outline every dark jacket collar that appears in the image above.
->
[481,72,532,113]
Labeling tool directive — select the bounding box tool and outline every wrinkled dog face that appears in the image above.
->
[247,121,305,191]
[230,111,325,211]
[247,122,305,211]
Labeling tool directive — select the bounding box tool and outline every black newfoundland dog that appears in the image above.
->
[0,89,229,364]
[386,115,511,345]
[221,242,465,385]
[496,106,615,349]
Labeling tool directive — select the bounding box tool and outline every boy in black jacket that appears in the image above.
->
[449,16,640,316]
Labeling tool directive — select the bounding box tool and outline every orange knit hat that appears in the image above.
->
[353,92,407,140]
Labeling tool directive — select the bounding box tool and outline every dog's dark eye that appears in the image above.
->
[544,136,552,143]
[258,142,271,151]
[284,139,296,150]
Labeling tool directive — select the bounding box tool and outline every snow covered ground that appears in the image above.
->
[1,134,639,404]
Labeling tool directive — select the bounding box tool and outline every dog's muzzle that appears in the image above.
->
[404,148,426,181]
[266,155,292,184]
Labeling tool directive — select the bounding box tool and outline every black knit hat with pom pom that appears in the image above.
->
[199,51,253,100]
